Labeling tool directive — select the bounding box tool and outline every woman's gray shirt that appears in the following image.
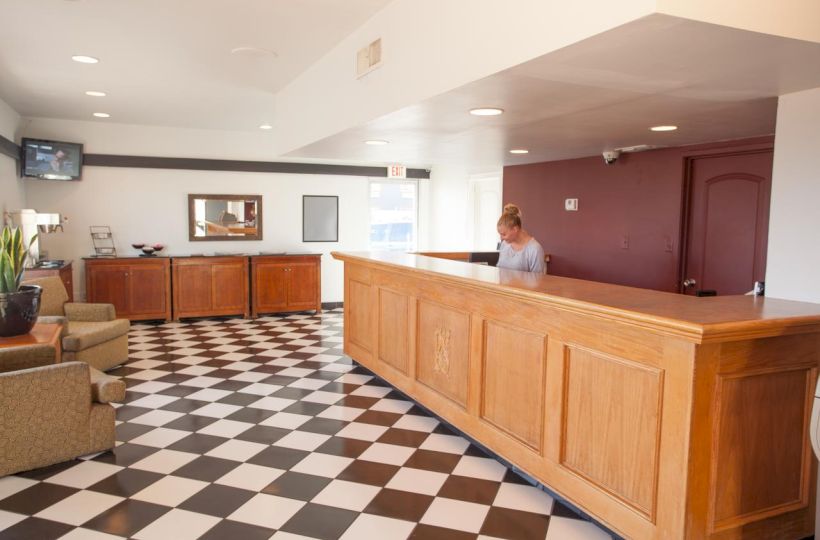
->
[497,238,546,273]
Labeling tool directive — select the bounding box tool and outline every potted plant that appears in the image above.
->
[0,226,41,337]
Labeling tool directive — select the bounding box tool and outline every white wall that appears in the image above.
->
[426,164,471,250]
[0,97,25,214]
[21,118,372,302]
[766,87,820,303]
[272,0,656,155]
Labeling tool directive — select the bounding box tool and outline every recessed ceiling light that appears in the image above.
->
[364,140,389,145]
[231,46,278,58]
[650,125,677,132]
[72,55,99,64]
[259,124,272,130]
[469,108,504,116]
[85,91,106,97]
[509,149,529,154]
[93,112,110,118]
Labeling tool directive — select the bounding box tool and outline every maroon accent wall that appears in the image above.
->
[502,137,774,292]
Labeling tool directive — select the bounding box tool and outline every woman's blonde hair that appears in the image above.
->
[497,203,522,228]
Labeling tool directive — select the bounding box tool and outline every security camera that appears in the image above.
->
[602,150,620,165]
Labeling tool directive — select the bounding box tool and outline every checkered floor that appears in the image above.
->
[0,310,613,540]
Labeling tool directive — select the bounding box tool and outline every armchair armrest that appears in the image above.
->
[38,316,69,338]
[89,368,126,404]
[64,302,117,322]
[0,344,57,373]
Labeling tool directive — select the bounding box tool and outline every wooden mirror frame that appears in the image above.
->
[188,194,263,241]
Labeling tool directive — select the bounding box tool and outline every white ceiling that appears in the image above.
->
[2,8,820,170]
[0,0,391,130]
[287,15,820,171]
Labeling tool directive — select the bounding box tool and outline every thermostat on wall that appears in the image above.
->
[565,198,578,211]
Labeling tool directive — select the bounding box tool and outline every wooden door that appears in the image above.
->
[253,262,288,315]
[682,149,773,296]
[174,263,212,316]
[86,264,130,315]
[287,261,319,310]
[212,262,248,314]
[128,262,169,319]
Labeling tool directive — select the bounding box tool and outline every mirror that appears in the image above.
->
[188,194,262,241]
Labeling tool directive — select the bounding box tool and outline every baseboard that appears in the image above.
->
[321,302,343,310]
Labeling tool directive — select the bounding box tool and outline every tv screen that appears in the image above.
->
[21,138,83,180]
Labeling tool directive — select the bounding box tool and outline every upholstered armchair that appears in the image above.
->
[22,276,130,371]
[0,343,125,477]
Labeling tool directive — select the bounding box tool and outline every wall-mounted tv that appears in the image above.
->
[21,138,83,180]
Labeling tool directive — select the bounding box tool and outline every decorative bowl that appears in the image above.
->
[131,243,145,249]
[152,244,165,252]
[141,246,156,255]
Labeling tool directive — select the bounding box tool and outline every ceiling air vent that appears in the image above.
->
[356,38,382,79]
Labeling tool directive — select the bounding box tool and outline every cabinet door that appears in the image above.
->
[86,265,130,315]
[128,263,168,318]
[212,262,247,313]
[287,261,319,310]
[174,264,212,315]
[254,262,288,314]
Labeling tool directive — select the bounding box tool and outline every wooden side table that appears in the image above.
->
[0,322,63,363]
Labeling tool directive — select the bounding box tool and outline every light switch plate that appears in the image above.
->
[565,198,578,211]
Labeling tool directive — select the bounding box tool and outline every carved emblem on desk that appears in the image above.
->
[434,327,451,375]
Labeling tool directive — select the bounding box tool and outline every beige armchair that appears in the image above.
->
[0,343,125,477]
[23,276,130,371]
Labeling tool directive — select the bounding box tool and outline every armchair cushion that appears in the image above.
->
[0,344,56,373]
[21,276,69,316]
[64,303,117,322]
[89,368,126,403]
[63,320,131,352]
[0,362,92,476]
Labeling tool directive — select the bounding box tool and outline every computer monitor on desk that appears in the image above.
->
[468,252,500,266]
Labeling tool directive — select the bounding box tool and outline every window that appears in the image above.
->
[369,179,418,251]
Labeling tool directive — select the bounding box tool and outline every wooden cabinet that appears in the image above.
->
[251,255,321,316]
[25,261,74,302]
[84,257,171,321]
[172,256,249,320]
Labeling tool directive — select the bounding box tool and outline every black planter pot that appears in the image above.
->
[0,285,42,337]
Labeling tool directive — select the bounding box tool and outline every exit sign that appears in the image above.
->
[387,165,406,179]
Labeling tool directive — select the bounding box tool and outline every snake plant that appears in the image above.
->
[0,226,36,294]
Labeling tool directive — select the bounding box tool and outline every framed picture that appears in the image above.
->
[303,195,338,242]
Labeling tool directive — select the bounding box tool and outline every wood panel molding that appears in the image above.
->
[415,300,471,408]
[480,320,547,451]
[709,367,815,532]
[378,288,411,374]
[348,279,374,353]
[560,345,664,519]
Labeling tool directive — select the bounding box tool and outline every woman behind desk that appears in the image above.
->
[496,203,546,273]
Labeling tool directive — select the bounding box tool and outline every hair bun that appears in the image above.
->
[503,203,521,217]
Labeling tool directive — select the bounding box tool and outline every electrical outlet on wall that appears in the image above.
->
[664,236,674,253]
[621,235,629,249]
[565,198,578,211]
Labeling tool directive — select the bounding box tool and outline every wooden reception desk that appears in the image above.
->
[332,251,820,540]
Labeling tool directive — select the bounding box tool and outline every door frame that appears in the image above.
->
[676,139,774,293]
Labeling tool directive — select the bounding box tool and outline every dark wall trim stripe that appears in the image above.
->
[84,154,431,179]
[0,134,19,161]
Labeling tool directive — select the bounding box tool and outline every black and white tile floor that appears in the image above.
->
[0,310,613,540]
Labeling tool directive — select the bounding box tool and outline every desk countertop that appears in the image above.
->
[332,250,820,342]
